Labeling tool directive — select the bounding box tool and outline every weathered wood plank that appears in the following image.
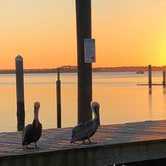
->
[0,120,166,165]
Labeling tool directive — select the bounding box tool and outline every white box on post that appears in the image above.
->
[84,38,96,63]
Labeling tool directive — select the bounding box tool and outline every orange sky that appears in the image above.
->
[0,0,166,69]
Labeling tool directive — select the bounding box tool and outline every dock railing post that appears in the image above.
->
[148,65,152,94]
[15,55,25,131]
[56,69,61,128]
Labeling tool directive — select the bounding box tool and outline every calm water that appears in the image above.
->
[0,71,166,132]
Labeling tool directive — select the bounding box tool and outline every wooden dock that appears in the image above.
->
[1,120,166,166]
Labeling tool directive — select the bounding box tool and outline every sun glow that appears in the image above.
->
[0,0,166,69]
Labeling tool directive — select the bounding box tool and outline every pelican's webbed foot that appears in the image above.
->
[88,138,91,144]
[34,142,38,149]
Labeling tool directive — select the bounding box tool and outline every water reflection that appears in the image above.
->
[0,72,166,132]
[163,87,166,112]
[163,87,166,94]
[149,87,152,95]
[148,94,152,118]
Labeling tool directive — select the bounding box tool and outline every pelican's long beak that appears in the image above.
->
[96,108,100,126]
[91,101,100,126]
[34,101,40,121]
[34,101,40,110]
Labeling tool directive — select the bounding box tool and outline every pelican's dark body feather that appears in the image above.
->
[71,102,100,143]
[71,120,98,143]
[22,101,42,148]
[22,120,42,146]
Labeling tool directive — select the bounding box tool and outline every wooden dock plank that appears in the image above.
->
[0,120,166,165]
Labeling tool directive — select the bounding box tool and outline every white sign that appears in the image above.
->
[84,38,96,63]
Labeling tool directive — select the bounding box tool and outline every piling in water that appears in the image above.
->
[163,71,166,88]
[56,69,61,128]
[148,65,152,94]
[15,55,25,131]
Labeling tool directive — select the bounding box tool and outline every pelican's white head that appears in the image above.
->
[34,101,40,120]
[91,101,100,125]
[34,101,40,109]
[91,101,100,111]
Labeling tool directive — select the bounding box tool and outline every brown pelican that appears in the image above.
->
[71,101,100,144]
[22,101,42,149]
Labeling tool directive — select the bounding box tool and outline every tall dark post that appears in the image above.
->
[56,69,61,128]
[76,0,92,123]
[15,55,25,131]
[148,65,152,94]
[163,71,166,87]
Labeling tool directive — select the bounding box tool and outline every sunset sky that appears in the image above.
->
[0,0,166,69]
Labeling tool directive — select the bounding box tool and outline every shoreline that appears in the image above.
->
[0,66,166,74]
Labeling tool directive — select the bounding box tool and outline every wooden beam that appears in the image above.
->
[76,0,92,124]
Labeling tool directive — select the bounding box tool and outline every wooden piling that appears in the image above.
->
[76,0,92,124]
[15,55,25,131]
[163,71,166,87]
[148,65,152,94]
[56,69,61,128]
